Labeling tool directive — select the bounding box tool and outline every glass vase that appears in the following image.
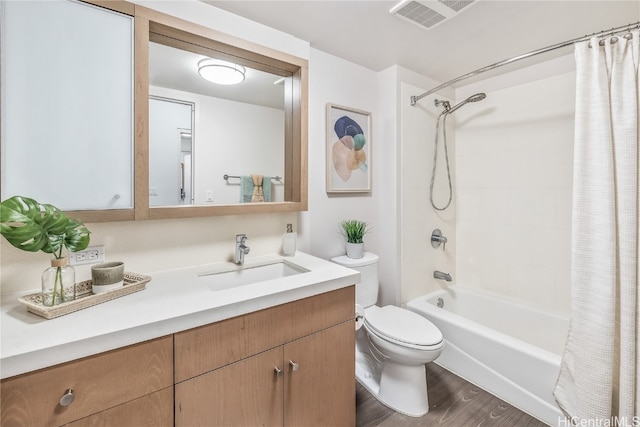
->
[42,258,76,306]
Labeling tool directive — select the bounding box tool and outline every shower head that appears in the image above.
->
[446,92,486,114]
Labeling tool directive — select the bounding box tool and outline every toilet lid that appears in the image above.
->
[364,305,443,347]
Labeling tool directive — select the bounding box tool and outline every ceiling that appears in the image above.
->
[205,0,639,87]
[149,42,285,109]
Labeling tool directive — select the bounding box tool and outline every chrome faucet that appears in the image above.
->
[431,229,448,251]
[433,271,452,282]
[234,234,250,264]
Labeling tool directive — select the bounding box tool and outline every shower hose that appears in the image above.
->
[430,111,453,211]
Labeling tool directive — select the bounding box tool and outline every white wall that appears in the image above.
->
[301,48,380,268]
[196,96,284,205]
[374,66,400,306]
[454,57,575,314]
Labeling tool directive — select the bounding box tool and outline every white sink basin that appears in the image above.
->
[198,261,309,292]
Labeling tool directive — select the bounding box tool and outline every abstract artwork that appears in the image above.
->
[326,104,372,193]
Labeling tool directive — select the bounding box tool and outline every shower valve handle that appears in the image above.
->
[431,229,447,251]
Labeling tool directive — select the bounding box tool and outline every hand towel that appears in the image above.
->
[239,175,272,203]
[240,176,253,203]
[251,174,264,202]
[262,177,272,202]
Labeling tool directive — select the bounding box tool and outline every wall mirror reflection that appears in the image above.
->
[148,41,288,206]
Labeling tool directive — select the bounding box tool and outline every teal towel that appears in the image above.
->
[240,176,271,203]
[240,176,253,203]
[263,176,272,202]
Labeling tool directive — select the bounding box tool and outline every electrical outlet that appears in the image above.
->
[70,245,105,265]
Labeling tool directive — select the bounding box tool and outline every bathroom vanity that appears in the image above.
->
[0,253,357,426]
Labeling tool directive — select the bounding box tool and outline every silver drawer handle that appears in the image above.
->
[289,360,299,371]
[59,389,75,407]
[274,367,283,377]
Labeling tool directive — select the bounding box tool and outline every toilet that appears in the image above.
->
[331,252,444,417]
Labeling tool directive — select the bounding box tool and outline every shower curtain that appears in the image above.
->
[554,30,639,422]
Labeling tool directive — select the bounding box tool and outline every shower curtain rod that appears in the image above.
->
[410,21,640,106]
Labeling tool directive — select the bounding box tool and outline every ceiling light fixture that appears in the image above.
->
[197,58,246,85]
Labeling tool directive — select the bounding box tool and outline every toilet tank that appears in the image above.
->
[331,252,379,307]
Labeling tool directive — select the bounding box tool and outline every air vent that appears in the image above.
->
[390,0,477,30]
[440,0,475,13]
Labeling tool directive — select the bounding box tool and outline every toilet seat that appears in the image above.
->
[364,305,443,350]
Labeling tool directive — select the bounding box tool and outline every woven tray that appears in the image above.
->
[18,272,151,320]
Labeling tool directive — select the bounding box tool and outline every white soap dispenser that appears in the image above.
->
[282,223,297,256]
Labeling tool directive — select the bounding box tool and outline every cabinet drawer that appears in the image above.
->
[64,386,173,427]
[175,286,354,382]
[1,335,173,427]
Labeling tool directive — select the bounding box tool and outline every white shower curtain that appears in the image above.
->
[554,30,639,422]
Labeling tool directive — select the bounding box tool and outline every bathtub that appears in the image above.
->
[406,286,569,426]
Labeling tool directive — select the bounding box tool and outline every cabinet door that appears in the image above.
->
[175,347,283,427]
[284,321,355,426]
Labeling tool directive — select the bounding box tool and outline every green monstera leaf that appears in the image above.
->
[61,218,91,253]
[0,196,90,257]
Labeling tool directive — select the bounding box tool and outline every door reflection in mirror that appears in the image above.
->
[149,97,194,206]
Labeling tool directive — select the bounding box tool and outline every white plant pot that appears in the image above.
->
[346,242,364,259]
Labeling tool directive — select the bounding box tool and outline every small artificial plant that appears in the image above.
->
[0,196,91,304]
[340,219,369,244]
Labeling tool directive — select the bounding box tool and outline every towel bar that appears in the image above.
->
[223,174,283,182]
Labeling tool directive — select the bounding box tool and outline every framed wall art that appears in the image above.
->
[326,103,372,193]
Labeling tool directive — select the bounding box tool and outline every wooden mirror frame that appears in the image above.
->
[68,1,308,222]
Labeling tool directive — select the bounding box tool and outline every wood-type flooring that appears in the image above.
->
[356,363,550,427]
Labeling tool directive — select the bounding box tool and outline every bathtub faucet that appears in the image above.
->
[433,271,452,282]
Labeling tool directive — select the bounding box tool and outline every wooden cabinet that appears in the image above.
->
[175,347,283,426]
[284,321,355,426]
[0,336,173,427]
[1,286,354,427]
[175,286,356,427]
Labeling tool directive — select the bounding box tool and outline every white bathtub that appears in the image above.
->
[406,286,569,426]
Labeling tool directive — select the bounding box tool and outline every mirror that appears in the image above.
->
[0,0,308,222]
[148,41,287,206]
[140,11,308,220]
[1,0,135,218]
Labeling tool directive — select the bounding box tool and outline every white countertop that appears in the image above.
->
[1,252,359,379]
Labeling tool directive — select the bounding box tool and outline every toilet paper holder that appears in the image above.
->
[355,304,365,330]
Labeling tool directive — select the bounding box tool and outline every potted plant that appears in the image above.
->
[0,196,91,306]
[340,219,369,259]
